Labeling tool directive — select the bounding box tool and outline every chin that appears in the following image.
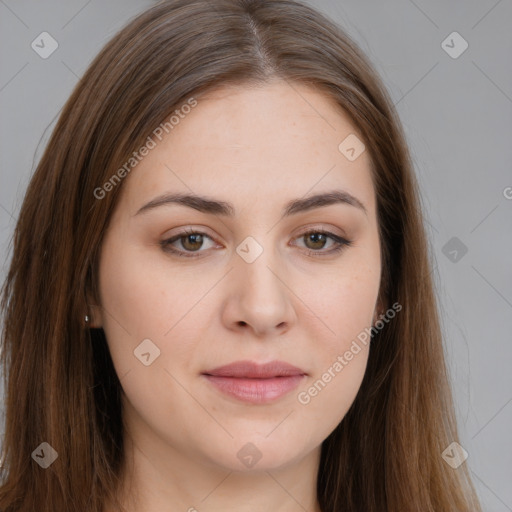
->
[198,432,318,473]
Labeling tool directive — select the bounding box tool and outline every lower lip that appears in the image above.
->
[203,374,305,404]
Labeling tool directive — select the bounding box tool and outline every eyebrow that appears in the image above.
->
[134,189,367,218]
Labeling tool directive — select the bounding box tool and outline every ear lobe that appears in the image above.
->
[372,294,388,326]
[86,303,104,328]
[85,278,104,328]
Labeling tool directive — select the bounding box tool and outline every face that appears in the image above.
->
[94,80,381,473]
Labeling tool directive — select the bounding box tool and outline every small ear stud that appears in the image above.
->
[85,315,90,323]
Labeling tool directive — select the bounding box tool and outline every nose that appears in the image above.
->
[220,246,297,338]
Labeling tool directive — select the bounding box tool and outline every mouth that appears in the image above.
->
[202,360,307,404]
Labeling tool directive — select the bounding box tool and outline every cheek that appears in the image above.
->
[301,282,374,399]
[292,247,379,423]
[97,237,168,375]
[99,231,195,334]
[299,249,381,357]
[97,237,213,378]
[296,343,369,439]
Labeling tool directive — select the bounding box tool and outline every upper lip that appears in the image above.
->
[203,360,307,379]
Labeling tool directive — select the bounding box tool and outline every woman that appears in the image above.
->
[0,0,482,510]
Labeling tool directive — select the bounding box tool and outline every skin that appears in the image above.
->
[93,79,382,512]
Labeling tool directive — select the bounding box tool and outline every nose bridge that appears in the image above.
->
[226,231,294,333]
[234,233,284,303]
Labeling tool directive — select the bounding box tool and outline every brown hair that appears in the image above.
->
[0,0,482,510]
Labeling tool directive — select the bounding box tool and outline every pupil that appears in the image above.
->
[184,234,202,250]
[307,233,325,249]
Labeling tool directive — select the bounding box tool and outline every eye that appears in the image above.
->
[160,228,217,257]
[292,229,352,257]
[160,228,352,258]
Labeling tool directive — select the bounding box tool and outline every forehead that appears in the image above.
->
[117,80,375,218]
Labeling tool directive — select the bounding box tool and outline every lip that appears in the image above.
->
[202,360,307,404]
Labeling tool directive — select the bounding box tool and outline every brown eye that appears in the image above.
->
[160,229,217,257]
[180,233,204,251]
[293,229,353,257]
[160,228,352,259]
[303,232,329,250]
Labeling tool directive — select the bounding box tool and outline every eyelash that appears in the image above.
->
[160,228,353,258]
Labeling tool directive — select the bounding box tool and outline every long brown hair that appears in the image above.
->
[0,0,482,510]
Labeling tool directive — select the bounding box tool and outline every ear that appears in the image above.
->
[86,303,104,329]
[372,294,388,326]
[85,277,104,329]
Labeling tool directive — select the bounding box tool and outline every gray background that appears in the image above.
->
[0,0,511,510]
